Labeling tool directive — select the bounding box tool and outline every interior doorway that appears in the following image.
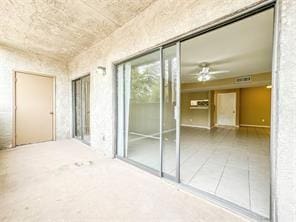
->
[72,74,90,144]
[216,92,236,126]
[14,72,55,146]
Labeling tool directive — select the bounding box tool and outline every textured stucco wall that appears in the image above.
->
[68,0,266,156]
[0,45,70,149]
[272,0,296,221]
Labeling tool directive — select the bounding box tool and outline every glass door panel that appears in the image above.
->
[74,79,82,139]
[117,64,125,157]
[124,50,161,171]
[82,75,90,144]
[73,75,90,144]
[116,45,180,178]
[162,45,178,178]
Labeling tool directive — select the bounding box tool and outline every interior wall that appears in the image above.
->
[240,86,271,127]
[209,91,215,128]
[0,45,70,149]
[181,86,271,129]
[181,91,209,128]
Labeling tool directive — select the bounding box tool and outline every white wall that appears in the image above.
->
[0,45,71,149]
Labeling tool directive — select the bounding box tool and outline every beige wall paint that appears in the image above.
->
[181,91,209,128]
[240,86,271,126]
[209,91,215,128]
[0,45,70,149]
[181,86,271,129]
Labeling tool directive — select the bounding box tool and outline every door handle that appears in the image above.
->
[50,112,54,115]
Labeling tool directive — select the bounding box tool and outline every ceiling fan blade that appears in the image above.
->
[182,62,205,67]
[182,62,197,67]
[208,70,230,75]
[188,73,201,75]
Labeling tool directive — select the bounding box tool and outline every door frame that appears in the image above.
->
[216,92,237,127]
[113,0,277,220]
[114,44,181,181]
[71,73,91,145]
[12,70,56,148]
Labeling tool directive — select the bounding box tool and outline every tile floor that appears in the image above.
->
[127,126,270,217]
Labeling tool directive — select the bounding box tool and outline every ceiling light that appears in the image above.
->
[198,73,211,82]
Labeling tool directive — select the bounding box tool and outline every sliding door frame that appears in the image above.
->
[118,49,163,176]
[116,45,181,180]
[159,43,181,182]
[159,46,164,177]
[175,41,181,183]
[72,73,91,145]
[114,0,276,220]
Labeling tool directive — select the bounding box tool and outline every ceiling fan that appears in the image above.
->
[190,62,229,82]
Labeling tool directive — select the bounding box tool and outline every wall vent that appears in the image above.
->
[235,76,251,83]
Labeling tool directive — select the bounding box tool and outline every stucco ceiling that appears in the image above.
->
[181,8,274,83]
[0,0,156,61]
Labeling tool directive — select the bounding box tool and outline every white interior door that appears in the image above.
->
[217,92,236,126]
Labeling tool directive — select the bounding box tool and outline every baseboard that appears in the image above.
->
[181,124,211,130]
[240,124,270,128]
[215,124,238,128]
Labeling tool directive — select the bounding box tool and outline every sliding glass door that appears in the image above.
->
[117,44,180,179]
[116,7,273,218]
[162,44,179,179]
[118,50,161,171]
[73,75,90,144]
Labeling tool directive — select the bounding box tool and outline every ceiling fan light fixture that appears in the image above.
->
[197,73,211,82]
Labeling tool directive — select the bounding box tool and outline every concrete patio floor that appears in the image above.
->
[0,139,248,222]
